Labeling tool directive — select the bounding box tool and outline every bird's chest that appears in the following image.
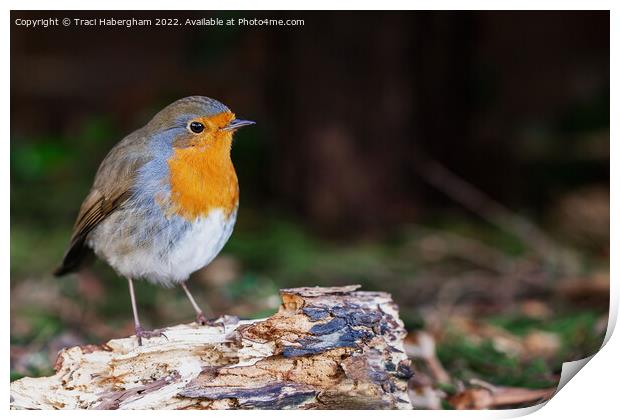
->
[165,146,239,221]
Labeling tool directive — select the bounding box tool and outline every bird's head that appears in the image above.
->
[147,95,254,155]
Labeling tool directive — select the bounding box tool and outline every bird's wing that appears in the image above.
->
[54,132,150,276]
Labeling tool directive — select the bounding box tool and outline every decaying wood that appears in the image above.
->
[11,285,413,410]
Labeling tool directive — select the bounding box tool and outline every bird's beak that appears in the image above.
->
[222,119,255,132]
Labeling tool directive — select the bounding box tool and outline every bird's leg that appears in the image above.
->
[127,277,143,345]
[180,282,213,325]
[127,278,166,345]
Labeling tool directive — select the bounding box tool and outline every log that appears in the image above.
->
[10,285,413,409]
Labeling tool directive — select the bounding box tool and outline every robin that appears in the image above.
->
[54,96,254,345]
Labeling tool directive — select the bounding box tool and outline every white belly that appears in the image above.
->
[91,208,237,287]
[158,209,236,286]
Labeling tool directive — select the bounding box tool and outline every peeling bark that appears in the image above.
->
[10,285,413,410]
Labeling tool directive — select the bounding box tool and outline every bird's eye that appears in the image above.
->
[189,121,204,134]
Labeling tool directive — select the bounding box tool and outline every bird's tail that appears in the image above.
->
[53,237,93,276]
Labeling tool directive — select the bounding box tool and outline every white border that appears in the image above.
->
[4,2,616,419]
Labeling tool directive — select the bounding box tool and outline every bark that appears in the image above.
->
[10,285,413,410]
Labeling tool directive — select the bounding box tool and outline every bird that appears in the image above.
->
[54,96,254,345]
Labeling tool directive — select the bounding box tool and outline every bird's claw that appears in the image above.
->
[135,326,168,346]
[195,312,224,327]
[196,312,209,326]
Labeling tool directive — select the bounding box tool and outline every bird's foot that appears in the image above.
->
[195,312,224,327]
[196,312,208,325]
[135,326,168,346]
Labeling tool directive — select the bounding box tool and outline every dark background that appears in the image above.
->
[10,11,609,408]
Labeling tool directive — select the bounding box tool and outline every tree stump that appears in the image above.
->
[10,285,413,409]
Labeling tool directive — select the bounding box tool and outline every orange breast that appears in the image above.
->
[167,136,239,220]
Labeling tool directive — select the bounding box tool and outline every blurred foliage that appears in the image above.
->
[437,310,603,389]
[437,338,555,389]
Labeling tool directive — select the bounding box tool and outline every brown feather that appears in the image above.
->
[54,128,151,276]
